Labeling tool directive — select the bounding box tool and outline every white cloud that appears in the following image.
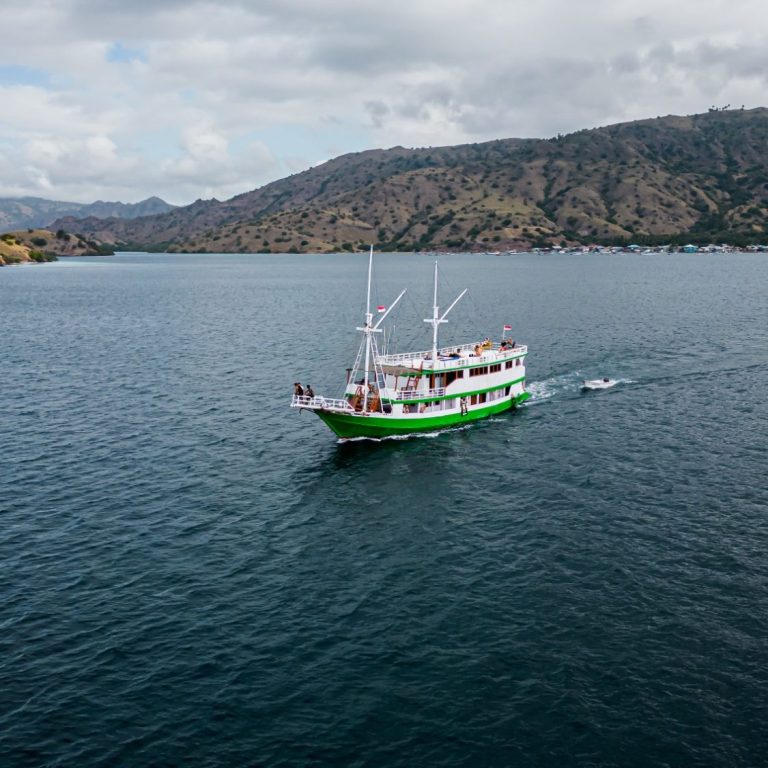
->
[1,0,767,203]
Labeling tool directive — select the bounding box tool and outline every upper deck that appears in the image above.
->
[377,341,527,373]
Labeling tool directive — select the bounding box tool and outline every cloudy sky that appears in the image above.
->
[1,0,766,205]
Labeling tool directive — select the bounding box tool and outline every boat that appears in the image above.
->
[582,378,616,391]
[290,247,529,439]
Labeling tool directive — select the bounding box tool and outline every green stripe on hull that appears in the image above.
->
[316,392,530,439]
[383,374,525,405]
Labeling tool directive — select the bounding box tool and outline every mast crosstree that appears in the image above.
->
[355,245,406,412]
[424,260,467,364]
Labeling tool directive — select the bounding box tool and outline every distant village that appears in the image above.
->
[468,243,768,256]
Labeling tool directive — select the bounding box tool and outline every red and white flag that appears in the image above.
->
[377,305,386,312]
[503,324,512,330]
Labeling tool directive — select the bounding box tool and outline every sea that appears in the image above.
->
[2,251,767,767]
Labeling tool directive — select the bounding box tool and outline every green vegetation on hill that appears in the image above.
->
[0,228,112,266]
[50,108,768,253]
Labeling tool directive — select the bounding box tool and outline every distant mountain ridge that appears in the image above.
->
[51,108,768,252]
[0,196,176,232]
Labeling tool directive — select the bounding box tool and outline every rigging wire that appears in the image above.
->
[336,251,514,401]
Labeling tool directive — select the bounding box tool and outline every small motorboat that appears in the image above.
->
[582,377,617,391]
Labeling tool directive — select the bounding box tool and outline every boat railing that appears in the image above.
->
[377,343,527,367]
[291,395,354,411]
[389,386,446,401]
[378,342,471,365]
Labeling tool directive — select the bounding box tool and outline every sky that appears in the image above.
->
[1,0,767,205]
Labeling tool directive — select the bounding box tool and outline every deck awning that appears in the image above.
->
[379,364,425,376]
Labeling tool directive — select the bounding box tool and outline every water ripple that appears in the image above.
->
[2,252,768,767]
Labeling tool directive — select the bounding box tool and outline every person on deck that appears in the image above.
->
[305,384,314,398]
[294,382,304,397]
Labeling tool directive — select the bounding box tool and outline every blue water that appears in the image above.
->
[2,252,768,767]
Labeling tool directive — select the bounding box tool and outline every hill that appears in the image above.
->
[51,108,768,252]
[0,196,176,232]
[0,229,112,266]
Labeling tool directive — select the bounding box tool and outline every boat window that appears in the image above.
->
[505,360,514,369]
[489,363,501,373]
[505,386,511,395]
[479,392,487,403]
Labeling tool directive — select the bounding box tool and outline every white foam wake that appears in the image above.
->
[338,424,473,443]
[526,372,582,404]
[525,371,635,403]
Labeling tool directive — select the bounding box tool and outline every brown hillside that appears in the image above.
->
[51,108,768,252]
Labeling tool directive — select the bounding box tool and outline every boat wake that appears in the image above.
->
[338,424,474,444]
[526,373,581,404]
[526,373,635,404]
[340,432,440,444]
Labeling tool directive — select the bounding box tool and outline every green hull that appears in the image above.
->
[316,392,531,439]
